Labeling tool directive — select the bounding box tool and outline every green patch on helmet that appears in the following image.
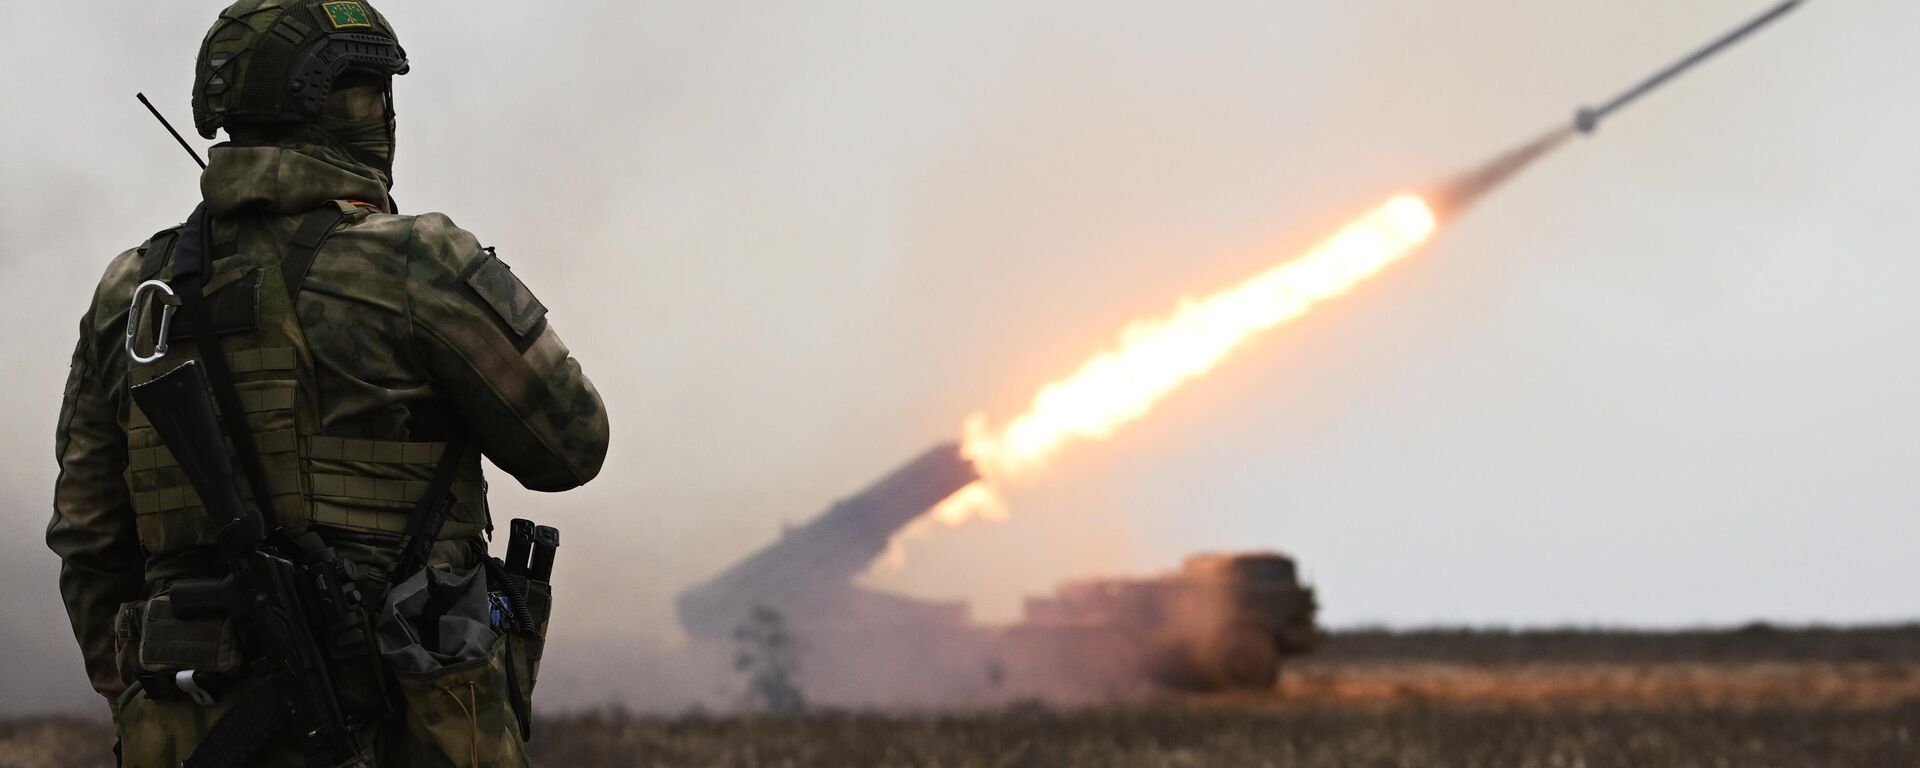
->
[322,2,373,29]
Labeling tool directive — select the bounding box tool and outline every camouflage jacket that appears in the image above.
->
[48,140,609,711]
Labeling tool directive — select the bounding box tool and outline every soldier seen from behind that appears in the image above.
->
[48,1,610,765]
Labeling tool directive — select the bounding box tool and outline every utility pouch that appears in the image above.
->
[377,563,531,767]
[136,593,242,676]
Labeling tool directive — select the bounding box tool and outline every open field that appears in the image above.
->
[9,700,1916,768]
[1276,624,1920,711]
[8,626,1917,767]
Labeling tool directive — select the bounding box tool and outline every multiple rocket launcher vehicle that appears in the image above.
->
[676,2,1804,697]
[675,444,1319,696]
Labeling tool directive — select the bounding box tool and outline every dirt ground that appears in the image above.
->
[9,626,1917,767]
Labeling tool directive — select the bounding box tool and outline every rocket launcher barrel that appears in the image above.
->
[676,443,980,639]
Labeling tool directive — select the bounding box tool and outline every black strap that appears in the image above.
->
[180,682,288,768]
[280,207,347,298]
[389,425,470,582]
[501,616,532,741]
[172,204,277,519]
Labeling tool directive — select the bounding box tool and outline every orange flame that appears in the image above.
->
[935,193,1438,524]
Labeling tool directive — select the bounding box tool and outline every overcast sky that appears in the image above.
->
[3,0,1915,713]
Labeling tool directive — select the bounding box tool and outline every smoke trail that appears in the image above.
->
[1431,126,1576,219]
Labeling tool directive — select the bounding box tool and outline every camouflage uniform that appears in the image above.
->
[48,3,607,764]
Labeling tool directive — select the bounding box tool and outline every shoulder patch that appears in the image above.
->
[322,2,373,29]
[464,248,547,339]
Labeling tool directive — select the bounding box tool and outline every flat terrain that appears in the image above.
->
[1273,624,1920,714]
[9,702,1915,768]
[8,625,1917,767]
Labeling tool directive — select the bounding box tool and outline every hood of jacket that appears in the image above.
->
[200,138,391,217]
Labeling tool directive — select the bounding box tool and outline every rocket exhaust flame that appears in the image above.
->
[932,193,1441,524]
[926,123,1586,527]
[917,0,1804,529]
[968,195,1438,476]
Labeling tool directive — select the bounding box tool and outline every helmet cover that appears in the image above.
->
[193,0,408,140]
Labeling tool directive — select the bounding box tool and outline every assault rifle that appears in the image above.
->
[132,360,369,768]
[127,203,370,768]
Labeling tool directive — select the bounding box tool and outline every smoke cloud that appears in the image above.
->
[2,1,1915,715]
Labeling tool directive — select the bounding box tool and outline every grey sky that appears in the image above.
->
[2,1,1914,713]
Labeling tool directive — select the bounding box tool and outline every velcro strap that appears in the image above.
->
[306,436,445,465]
[310,500,487,539]
[131,429,298,472]
[227,347,298,374]
[132,472,302,514]
[308,474,481,505]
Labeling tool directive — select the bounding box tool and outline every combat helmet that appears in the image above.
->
[192,0,408,140]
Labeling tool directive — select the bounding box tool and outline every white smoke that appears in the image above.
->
[0,0,1914,715]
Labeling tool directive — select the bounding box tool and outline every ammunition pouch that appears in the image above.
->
[138,591,244,676]
[114,591,248,704]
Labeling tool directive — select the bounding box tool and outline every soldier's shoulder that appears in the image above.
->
[93,224,186,306]
[337,210,487,274]
[73,224,183,348]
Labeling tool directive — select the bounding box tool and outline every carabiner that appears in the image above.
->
[126,279,179,365]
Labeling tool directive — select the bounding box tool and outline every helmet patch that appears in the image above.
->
[322,2,373,30]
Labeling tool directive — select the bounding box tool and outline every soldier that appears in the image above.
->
[47,1,609,765]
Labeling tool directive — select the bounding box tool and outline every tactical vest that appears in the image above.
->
[123,204,488,587]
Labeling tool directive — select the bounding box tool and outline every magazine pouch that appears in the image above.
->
[491,567,552,728]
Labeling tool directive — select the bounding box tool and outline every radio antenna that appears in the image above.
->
[136,93,207,170]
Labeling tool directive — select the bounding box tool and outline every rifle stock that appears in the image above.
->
[130,361,264,555]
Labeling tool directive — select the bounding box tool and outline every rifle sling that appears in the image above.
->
[172,205,341,768]
[172,204,351,536]
[281,206,347,299]
[391,424,469,581]
[180,682,288,768]
[171,204,277,536]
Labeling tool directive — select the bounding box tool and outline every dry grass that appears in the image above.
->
[1278,661,1920,709]
[10,693,1915,768]
[0,718,108,768]
[526,702,1919,768]
[10,627,1918,767]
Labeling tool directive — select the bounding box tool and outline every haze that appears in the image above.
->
[2,1,1914,713]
